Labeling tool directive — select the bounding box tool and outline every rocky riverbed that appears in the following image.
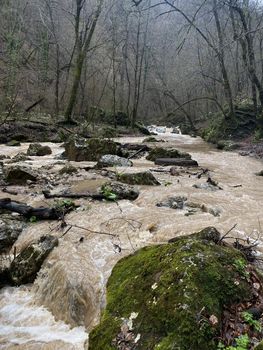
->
[0,133,263,349]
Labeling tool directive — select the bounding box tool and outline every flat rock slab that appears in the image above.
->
[155,158,199,166]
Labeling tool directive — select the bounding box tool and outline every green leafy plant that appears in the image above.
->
[242,311,262,332]
[101,185,118,201]
[217,334,250,350]
[54,199,75,209]
[29,216,37,223]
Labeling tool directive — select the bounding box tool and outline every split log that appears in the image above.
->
[0,198,60,220]
[43,190,105,200]
[155,158,199,167]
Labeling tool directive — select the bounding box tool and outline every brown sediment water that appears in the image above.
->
[0,134,262,349]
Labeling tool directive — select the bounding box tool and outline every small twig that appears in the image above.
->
[72,224,118,237]
[127,233,135,252]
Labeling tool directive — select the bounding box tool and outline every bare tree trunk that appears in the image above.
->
[64,0,103,123]
[213,0,235,118]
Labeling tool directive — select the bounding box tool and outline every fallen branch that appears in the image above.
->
[43,190,105,200]
[219,223,238,243]
[128,147,148,160]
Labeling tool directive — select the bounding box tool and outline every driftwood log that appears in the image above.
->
[43,190,105,200]
[155,158,199,167]
[0,198,60,220]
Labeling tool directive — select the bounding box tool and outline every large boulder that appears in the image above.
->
[5,166,38,185]
[27,143,52,156]
[9,235,58,285]
[89,228,259,350]
[117,171,160,186]
[97,155,133,168]
[100,182,139,200]
[0,215,25,252]
[65,138,122,162]
[146,147,192,162]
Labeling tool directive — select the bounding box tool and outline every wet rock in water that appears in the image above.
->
[59,164,78,175]
[256,170,263,176]
[0,215,25,252]
[135,122,151,135]
[9,235,58,285]
[143,137,164,143]
[0,155,10,160]
[65,138,122,162]
[97,155,133,168]
[157,197,220,217]
[27,143,52,156]
[146,147,192,162]
[6,140,21,147]
[9,152,30,163]
[156,158,198,166]
[117,171,160,186]
[217,140,241,151]
[5,166,38,185]
[100,182,139,200]
[89,227,256,350]
[157,196,187,209]
[193,177,222,191]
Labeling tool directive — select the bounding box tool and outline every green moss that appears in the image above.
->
[255,342,263,350]
[146,147,191,161]
[89,229,254,350]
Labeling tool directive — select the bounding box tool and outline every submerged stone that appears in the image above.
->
[89,228,255,350]
[65,138,122,162]
[146,147,192,162]
[118,171,160,186]
[9,235,58,285]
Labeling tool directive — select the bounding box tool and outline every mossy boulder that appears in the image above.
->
[117,171,160,186]
[27,143,52,156]
[89,227,255,350]
[146,147,192,162]
[65,138,123,162]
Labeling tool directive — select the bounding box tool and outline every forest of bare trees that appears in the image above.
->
[1,0,263,135]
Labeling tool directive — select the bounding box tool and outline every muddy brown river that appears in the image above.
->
[0,134,262,349]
